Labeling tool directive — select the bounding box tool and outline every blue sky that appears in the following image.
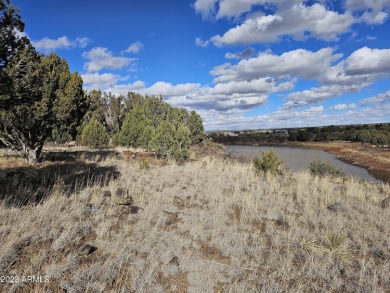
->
[14,0,390,130]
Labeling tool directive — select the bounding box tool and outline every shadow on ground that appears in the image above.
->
[43,149,121,162]
[0,161,120,206]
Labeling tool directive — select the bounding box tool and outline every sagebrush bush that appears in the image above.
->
[253,148,283,176]
[79,117,109,148]
[308,160,345,177]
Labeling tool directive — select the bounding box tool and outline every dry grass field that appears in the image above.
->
[0,145,389,292]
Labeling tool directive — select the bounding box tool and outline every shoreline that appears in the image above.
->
[224,141,390,183]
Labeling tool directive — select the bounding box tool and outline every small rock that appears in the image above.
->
[169,256,180,266]
[116,187,127,197]
[102,190,112,197]
[76,244,98,256]
[85,204,99,213]
[130,205,142,214]
[327,202,347,213]
[380,197,390,209]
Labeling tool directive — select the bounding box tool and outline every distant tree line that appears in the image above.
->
[208,131,288,145]
[209,123,390,146]
[0,0,205,163]
[288,124,390,145]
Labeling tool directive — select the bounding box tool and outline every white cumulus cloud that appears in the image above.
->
[82,47,136,72]
[193,0,219,19]
[343,47,390,75]
[82,73,125,89]
[345,0,390,24]
[211,3,353,46]
[211,48,340,83]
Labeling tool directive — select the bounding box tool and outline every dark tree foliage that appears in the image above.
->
[296,130,312,142]
[112,93,204,163]
[0,0,33,109]
[79,117,109,148]
[188,110,205,144]
[210,123,390,147]
[0,50,86,162]
[0,0,86,162]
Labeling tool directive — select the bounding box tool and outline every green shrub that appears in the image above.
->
[149,122,191,164]
[253,148,283,176]
[138,157,150,170]
[308,160,345,177]
[79,117,109,148]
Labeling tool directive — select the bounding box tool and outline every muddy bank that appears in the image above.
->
[289,141,390,183]
[221,140,390,183]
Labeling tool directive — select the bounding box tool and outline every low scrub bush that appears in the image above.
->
[308,160,345,177]
[253,148,283,176]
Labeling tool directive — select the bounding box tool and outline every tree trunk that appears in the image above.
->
[22,144,43,164]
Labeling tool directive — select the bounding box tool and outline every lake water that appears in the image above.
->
[225,145,381,183]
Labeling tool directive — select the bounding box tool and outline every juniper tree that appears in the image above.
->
[0,0,32,108]
[0,49,86,163]
[188,110,205,144]
[112,104,153,148]
[79,117,109,148]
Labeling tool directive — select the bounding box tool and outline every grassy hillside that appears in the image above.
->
[0,147,389,292]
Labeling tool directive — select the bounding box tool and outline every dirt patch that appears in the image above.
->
[158,272,189,293]
[163,211,183,231]
[248,219,267,234]
[197,241,230,265]
[227,204,242,223]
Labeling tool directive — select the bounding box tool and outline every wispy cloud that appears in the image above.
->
[330,103,357,110]
[359,90,390,105]
[195,37,210,47]
[122,41,144,54]
[32,36,91,51]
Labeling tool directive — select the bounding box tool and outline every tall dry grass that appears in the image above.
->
[0,149,389,292]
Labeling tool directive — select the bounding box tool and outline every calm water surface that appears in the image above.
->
[225,145,381,183]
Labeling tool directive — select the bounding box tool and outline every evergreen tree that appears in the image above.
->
[112,93,203,164]
[51,70,87,143]
[0,49,86,162]
[171,123,191,164]
[106,93,124,136]
[188,110,205,144]
[0,0,87,162]
[0,0,32,109]
[79,117,109,148]
[112,105,152,147]
[84,90,106,126]
[150,121,177,158]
